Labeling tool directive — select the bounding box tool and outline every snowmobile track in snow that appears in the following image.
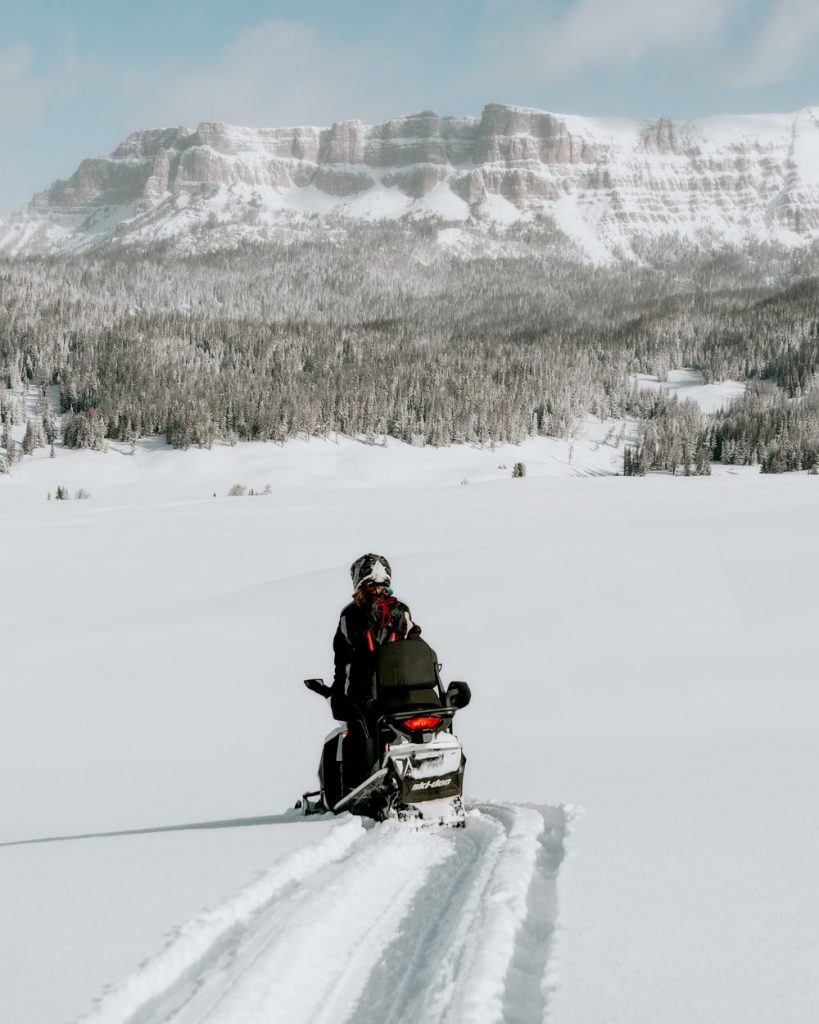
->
[77,803,567,1024]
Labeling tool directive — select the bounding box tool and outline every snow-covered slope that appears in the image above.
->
[2,104,819,259]
[2,440,818,1023]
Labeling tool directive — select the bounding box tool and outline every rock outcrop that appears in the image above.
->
[3,103,819,259]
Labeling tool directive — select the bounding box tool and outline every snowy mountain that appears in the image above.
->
[2,103,819,260]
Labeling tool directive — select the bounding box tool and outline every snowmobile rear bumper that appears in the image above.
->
[387,737,466,805]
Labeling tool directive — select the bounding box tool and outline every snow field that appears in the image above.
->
[634,369,747,413]
[2,440,819,1022]
[0,817,339,1024]
[0,421,626,516]
[76,817,364,1024]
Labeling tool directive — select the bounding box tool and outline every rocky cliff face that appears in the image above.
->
[3,103,819,260]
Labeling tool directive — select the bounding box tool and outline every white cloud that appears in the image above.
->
[456,0,755,98]
[1,18,427,145]
[0,43,50,121]
[0,42,32,82]
[531,0,738,78]
[733,0,819,86]
[133,18,420,130]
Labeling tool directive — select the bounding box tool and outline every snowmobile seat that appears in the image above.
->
[373,638,443,713]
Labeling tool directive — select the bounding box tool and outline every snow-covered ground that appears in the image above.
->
[1,437,818,1023]
[634,369,747,413]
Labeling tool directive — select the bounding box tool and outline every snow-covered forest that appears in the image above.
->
[1,225,818,474]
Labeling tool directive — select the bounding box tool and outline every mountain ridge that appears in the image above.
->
[2,102,819,261]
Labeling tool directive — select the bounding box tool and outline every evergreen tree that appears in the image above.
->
[0,236,817,467]
[22,421,37,455]
[2,419,16,464]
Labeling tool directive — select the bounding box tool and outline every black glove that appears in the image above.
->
[330,690,353,721]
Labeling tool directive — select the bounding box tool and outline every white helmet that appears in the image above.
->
[350,553,392,592]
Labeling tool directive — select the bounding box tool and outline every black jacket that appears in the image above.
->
[331,593,421,719]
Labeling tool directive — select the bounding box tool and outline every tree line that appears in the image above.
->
[1,223,818,473]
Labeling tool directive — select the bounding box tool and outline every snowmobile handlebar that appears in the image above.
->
[304,677,333,699]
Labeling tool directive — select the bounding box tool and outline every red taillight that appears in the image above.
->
[402,715,442,730]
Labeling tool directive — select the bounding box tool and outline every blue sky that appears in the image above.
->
[1,0,818,211]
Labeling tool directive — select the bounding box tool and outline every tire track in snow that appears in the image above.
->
[499,805,567,1024]
[75,804,568,1024]
[344,808,507,1024]
[427,804,543,1023]
[165,822,455,1024]
[75,818,365,1024]
[381,803,564,1024]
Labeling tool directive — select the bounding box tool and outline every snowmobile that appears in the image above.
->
[299,637,471,828]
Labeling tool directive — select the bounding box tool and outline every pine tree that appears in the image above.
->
[22,421,37,455]
[1,419,12,456]
[42,408,56,445]
[2,420,16,464]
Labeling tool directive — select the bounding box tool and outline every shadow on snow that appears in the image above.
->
[0,810,329,848]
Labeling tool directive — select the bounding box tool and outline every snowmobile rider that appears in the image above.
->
[330,553,421,725]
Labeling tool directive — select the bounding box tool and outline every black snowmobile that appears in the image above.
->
[300,637,471,828]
